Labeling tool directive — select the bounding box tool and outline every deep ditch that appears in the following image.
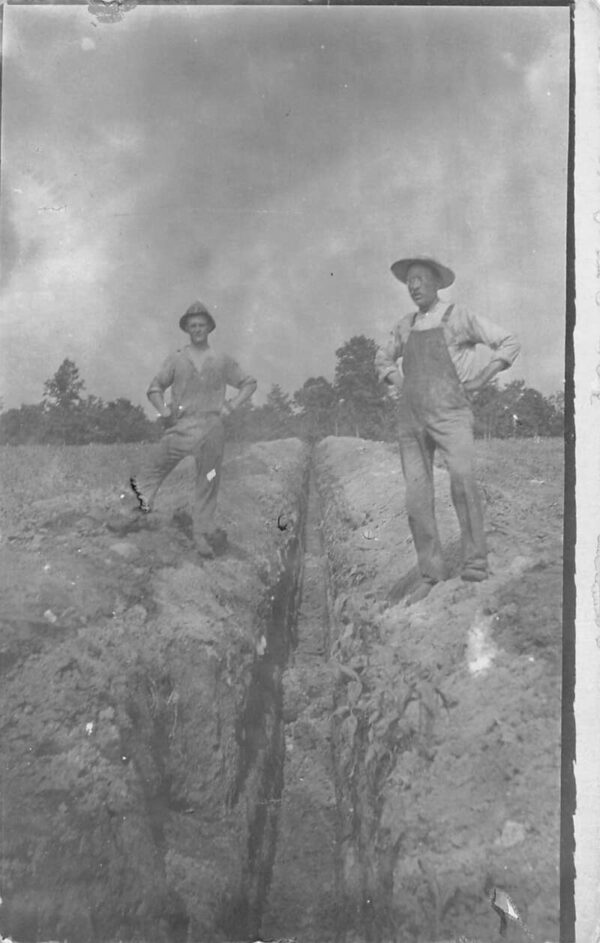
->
[261,470,338,941]
[119,448,344,943]
[216,456,311,941]
[216,456,342,942]
[231,453,409,943]
[0,437,561,943]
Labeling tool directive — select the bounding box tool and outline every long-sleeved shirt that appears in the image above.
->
[375,300,520,385]
[147,346,256,423]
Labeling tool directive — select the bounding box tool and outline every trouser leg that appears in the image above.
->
[398,426,447,582]
[131,433,186,510]
[430,411,487,571]
[191,421,225,540]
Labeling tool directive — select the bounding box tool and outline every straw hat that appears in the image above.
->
[390,256,455,289]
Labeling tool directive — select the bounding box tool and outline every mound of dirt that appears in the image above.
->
[0,439,309,943]
[0,435,561,943]
[313,436,561,943]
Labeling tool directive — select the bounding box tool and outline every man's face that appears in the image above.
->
[406,263,441,310]
[185,314,212,344]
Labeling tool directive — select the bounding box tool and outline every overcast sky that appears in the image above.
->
[0,4,569,411]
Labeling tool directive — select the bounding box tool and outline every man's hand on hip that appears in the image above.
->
[158,405,176,428]
[463,359,508,395]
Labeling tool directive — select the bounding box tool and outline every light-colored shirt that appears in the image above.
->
[375,300,520,384]
[147,346,255,422]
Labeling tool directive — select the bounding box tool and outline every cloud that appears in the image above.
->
[0,3,570,409]
[0,165,115,400]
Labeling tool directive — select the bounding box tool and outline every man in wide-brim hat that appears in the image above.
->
[375,256,520,604]
[118,301,257,558]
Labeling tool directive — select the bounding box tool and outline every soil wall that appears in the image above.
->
[0,435,562,943]
[313,436,562,943]
[0,440,309,943]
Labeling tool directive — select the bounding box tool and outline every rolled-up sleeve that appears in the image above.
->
[375,325,404,383]
[224,356,257,390]
[147,354,176,396]
[459,308,520,369]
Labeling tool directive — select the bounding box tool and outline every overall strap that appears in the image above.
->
[411,303,455,328]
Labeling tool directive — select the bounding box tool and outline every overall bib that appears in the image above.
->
[132,352,225,543]
[398,304,487,582]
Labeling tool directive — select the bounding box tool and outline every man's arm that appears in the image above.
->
[375,324,404,390]
[458,308,520,393]
[462,359,507,393]
[221,358,257,417]
[147,390,172,419]
[221,377,257,417]
[146,356,176,419]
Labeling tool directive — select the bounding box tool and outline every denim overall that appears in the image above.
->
[398,304,487,581]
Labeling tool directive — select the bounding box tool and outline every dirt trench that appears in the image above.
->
[0,436,561,943]
[0,440,313,943]
[311,436,562,943]
[261,472,338,941]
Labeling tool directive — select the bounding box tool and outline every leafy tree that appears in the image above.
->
[224,399,258,443]
[99,398,158,443]
[496,380,529,437]
[265,384,293,413]
[43,358,85,410]
[470,381,505,439]
[0,404,46,445]
[0,350,566,447]
[39,359,87,444]
[0,362,159,445]
[512,386,556,437]
[253,384,297,439]
[293,376,337,441]
[547,391,564,435]
[548,390,564,414]
[471,380,565,439]
[334,335,387,439]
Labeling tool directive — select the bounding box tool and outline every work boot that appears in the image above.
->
[195,534,215,558]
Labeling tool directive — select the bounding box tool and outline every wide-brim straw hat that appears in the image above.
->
[391,256,455,289]
[179,301,216,332]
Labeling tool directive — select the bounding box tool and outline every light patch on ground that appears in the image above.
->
[467,609,499,674]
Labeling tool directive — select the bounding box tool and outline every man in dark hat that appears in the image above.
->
[376,256,520,604]
[120,301,257,557]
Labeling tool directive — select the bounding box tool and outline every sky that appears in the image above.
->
[0,3,569,412]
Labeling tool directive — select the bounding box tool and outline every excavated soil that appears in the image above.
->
[0,440,308,943]
[314,436,561,943]
[0,435,562,943]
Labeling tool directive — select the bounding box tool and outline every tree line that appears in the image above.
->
[0,342,563,447]
[0,359,160,446]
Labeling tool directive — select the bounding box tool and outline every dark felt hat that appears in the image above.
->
[391,256,455,289]
[179,301,216,333]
